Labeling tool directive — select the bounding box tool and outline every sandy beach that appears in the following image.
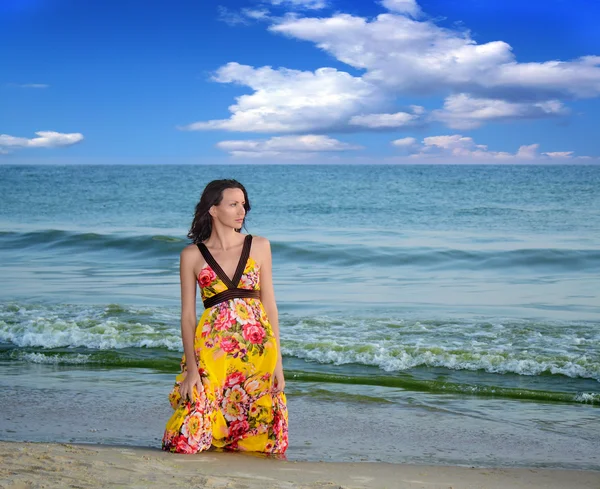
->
[1,441,599,489]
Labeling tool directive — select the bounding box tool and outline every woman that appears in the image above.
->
[162,179,288,454]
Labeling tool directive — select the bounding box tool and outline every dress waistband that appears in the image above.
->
[203,288,261,309]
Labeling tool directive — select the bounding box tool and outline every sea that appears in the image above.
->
[0,164,599,469]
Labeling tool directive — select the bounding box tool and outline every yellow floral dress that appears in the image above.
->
[162,234,288,454]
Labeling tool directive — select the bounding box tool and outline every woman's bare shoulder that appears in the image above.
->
[249,235,271,267]
[180,244,203,277]
[180,243,201,261]
[181,243,199,254]
[250,234,269,243]
[250,235,271,251]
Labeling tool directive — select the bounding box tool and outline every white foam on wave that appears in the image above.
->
[573,392,599,403]
[0,303,181,350]
[279,314,600,380]
[17,352,92,364]
[3,304,598,381]
[281,343,600,380]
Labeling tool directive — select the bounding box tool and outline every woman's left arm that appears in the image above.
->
[257,237,285,392]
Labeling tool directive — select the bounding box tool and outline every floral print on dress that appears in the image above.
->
[162,255,288,454]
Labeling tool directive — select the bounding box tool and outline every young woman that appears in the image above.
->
[162,179,288,454]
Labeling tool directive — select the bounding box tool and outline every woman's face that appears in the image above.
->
[211,187,246,229]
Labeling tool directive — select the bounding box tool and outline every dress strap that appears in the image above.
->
[197,234,252,290]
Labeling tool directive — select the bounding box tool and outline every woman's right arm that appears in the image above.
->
[178,246,203,401]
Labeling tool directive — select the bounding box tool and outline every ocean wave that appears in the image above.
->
[281,343,599,381]
[16,352,92,364]
[287,371,600,405]
[1,349,597,405]
[0,229,185,258]
[282,315,600,381]
[0,303,181,350]
[1,303,598,382]
[2,350,181,370]
[1,229,600,273]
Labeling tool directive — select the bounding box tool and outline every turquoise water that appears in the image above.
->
[0,164,599,466]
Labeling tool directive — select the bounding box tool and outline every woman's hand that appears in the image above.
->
[179,368,204,403]
[273,367,285,393]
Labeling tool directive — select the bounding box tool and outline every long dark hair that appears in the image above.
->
[187,179,251,244]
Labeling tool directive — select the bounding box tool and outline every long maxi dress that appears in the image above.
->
[162,234,289,454]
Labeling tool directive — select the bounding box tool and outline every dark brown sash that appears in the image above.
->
[202,288,261,309]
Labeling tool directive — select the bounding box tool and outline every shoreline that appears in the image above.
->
[2,441,599,489]
[2,363,599,471]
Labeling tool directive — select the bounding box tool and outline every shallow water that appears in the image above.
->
[1,362,598,469]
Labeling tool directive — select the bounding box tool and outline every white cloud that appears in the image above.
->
[492,56,600,99]
[0,131,84,153]
[410,105,425,115]
[391,136,418,148]
[244,9,271,20]
[267,0,328,10]
[217,6,250,26]
[381,0,421,17]
[418,136,534,160]
[392,134,588,161]
[217,0,328,28]
[432,93,568,129]
[349,107,422,128]
[216,135,362,158]
[543,151,575,158]
[515,143,539,160]
[7,83,49,89]
[217,6,273,25]
[188,0,599,136]
[182,62,386,133]
[270,10,600,99]
[420,135,497,157]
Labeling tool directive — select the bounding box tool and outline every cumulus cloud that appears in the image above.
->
[270,10,600,99]
[418,135,505,158]
[349,106,423,128]
[182,62,387,133]
[410,105,425,115]
[380,0,421,17]
[392,134,587,161]
[543,151,575,158]
[216,134,362,158]
[515,143,539,160]
[244,9,271,20]
[432,94,569,129]
[0,131,83,148]
[492,56,600,99]
[0,131,83,154]
[267,0,328,9]
[0,131,84,153]
[189,0,599,135]
[391,136,418,148]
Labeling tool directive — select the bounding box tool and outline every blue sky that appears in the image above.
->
[1,0,600,164]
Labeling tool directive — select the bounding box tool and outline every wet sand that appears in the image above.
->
[1,441,599,489]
